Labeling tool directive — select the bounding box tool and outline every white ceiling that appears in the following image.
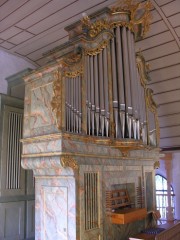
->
[0,0,180,150]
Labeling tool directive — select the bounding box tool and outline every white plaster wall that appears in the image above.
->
[172,152,180,220]
[0,50,36,94]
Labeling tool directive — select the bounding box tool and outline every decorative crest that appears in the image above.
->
[81,1,152,39]
[111,0,152,37]
[81,13,110,38]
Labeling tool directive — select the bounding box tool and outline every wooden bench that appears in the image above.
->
[155,222,180,240]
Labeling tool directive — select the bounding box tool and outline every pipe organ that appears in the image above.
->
[22,1,160,240]
[51,0,159,148]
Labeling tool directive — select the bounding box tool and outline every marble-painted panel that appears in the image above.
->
[62,138,160,161]
[30,83,55,129]
[22,139,62,155]
[24,83,32,137]
[42,186,68,240]
[35,177,76,240]
[22,156,73,176]
[62,139,121,157]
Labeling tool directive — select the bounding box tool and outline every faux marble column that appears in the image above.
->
[164,153,175,222]
[21,155,77,240]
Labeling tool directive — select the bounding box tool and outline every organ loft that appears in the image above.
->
[20,0,160,239]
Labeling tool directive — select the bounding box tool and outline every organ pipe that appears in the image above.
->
[63,23,155,146]
[103,47,110,137]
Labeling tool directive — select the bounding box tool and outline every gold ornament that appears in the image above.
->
[61,156,78,170]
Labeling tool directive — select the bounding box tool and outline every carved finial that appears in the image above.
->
[81,12,91,27]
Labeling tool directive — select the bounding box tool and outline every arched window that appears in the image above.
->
[155,174,175,219]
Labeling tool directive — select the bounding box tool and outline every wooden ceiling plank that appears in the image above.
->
[149,77,180,94]
[155,0,175,7]
[27,0,116,35]
[35,57,50,67]
[8,31,35,45]
[175,26,180,37]
[16,0,77,29]
[12,0,116,56]
[0,26,22,40]
[151,9,162,23]
[154,89,180,105]
[160,125,180,138]
[159,113,180,128]
[27,36,69,61]
[148,52,180,71]
[158,101,180,116]
[160,136,180,148]
[1,41,15,49]
[135,31,173,51]
[141,41,179,61]
[147,20,168,38]
[0,0,8,8]
[0,0,52,33]
[15,28,67,55]
[169,12,180,27]
[161,0,180,17]
[149,64,180,82]
[0,0,28,22]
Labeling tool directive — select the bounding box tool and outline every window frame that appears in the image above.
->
[155,174,175,220]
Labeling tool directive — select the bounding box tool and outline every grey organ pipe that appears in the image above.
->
[122,27,132,111]
[116,26,125,106]
[98,51,105,136]
[103,47,109,137]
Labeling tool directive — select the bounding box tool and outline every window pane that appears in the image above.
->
[155,174,175,219]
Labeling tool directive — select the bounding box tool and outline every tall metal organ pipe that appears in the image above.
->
[64,25,147,142]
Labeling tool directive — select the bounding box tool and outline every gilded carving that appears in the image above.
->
[81,15,110,38]
[81,0,152,39]
[154,160,160,169]
[63,52,82,66]
[146,88,157,113]
[145,88,160,146]
[51,69,62,130]
[136,53,150,87]
[85,39,110,56]
[111,0,152,38]
[60,156,78,170]
[65,67,83,78]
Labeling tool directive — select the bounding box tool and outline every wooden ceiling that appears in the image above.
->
[0,0,180,150]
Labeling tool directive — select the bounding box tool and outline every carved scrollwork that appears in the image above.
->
[82,15,110,38]
[145,88,160,147]
[65,66,83,78]
[136,53,150,87]
[146,88,157,113]
[51,69,63,130]
[111,0,152,38]
[63,51,82,66]
[85,39,110,56]
[60,156,79,170]
[81,0,152,40]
